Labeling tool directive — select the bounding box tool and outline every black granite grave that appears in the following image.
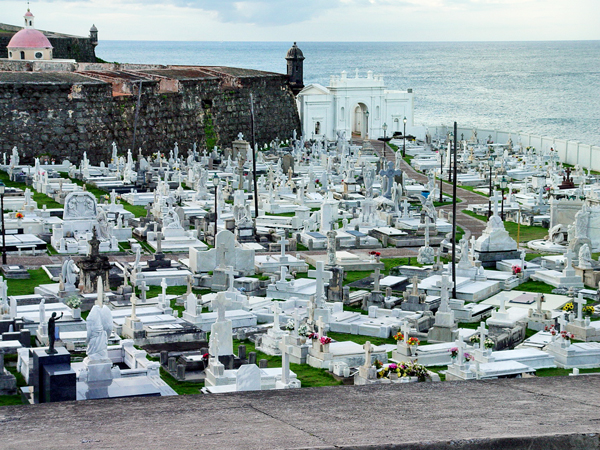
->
[31,347,76,403]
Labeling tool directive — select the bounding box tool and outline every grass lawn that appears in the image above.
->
[514,280,556,294]
[0,170,63,210]
[122,203,148,218]
[232,339,342,388]
[535,367,600,377]
[462,209,548,242]
[7,269,51,296]
[160,367,204,395]
[327,331,397,347]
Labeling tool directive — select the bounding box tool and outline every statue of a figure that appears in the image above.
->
[578,243,593,269]
[61,258,79,289]
[96,209,111,240]
[47,312,63,354]
[574,205,590,239]
[85,304,113,361]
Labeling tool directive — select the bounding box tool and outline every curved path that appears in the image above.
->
[370,139,488,239]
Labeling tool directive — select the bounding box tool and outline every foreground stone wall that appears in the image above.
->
[0,69,301,165]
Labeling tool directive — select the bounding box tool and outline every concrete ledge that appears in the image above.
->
[2,376,600,449]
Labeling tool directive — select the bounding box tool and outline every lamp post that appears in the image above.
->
[402,117,407,157]
[500,175,508,221]
[382,122,387,158]
[212,174,219,239]
[439,149,444,203]
[0,182,5,265]
[487,155,494,218]
[447,131,453,182]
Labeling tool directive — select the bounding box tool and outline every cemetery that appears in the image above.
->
[0,118,600,450]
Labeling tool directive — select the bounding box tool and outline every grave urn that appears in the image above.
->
[72,308,81,320]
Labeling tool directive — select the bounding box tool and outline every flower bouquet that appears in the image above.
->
[483,338,494,349]
[308,332,319,340]
[449,347,458,358]
[464,352,474,363]
[583,305,595,317]
[407,337,419,346]
[469,334,480,345]
[319,336,332,345]
[285,319,295,331]
[393,331,404,341]
[562,302,574,313]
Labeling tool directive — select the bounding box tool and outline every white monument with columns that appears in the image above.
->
[297,69,415,140]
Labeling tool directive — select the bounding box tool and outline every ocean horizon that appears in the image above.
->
[96,40,600,147]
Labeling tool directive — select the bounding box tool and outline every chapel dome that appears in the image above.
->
[286,42,304,61]
[7,28,52,49]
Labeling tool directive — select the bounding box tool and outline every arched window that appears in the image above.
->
[340,107,344,122]
[20,51,25,60]
[376,106,380,120]
[315,121,321,135]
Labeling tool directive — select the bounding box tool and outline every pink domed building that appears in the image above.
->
[7,9,53,61]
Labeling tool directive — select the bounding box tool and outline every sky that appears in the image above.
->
[1,0,599,41]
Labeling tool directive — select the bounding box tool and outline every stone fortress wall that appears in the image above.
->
[0,23,97,62]
[0,63,301,165]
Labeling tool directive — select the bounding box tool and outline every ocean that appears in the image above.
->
[97,41,600,146]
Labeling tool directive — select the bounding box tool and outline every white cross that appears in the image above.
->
[211,292,231,323]
[308,261,333,306]
[363,341,373,368]
[574,292,586,321]
[401,321,411,345]
[490,189,502,217]
[456,338,465,366]
[130,291,138,320]
[316,315,326,338]
[564,248,575,274]
[272,301,281,331]
[373,267,382,292]
[216,242,228,269]
[558,313,567,332]
[279,342,292,384]
[477,321,488,347]
[139,280,149,302]
[225,266,238,291]
[439,274,454,311]
[279,234,289,260]
[411,275,420,296]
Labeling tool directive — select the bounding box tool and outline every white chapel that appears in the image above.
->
[296,69,415,141]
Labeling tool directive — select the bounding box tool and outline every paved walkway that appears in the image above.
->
[369,139,488,239]
[1,375,599,449]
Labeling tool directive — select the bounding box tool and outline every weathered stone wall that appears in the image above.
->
[0,71,301,165]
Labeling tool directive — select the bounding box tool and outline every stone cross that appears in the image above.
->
[130,292,138,320]
[363,341,373,368]
[316,315,326,338]
[216,242,228,269]
[477,321,488,347]
[564,248,575,275]
[558,313,567,333]
[411,275,420,296]
[490,189,502,217]
[402,199,410,219]
[156,232,163,254]
[439,274,454,311]
[380,161,402,199]
[139,281,149,302]
[574,292,586,321]
[225,266,238,291]
[373,268,382,292]
[161,278,168,305]
[212,293,232,323]
[279,342,292,385]
[272,301,281,331]
[279,234,289,260]
[401,321,411,345]
[308,261,333,307]
[420,214,435,248]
